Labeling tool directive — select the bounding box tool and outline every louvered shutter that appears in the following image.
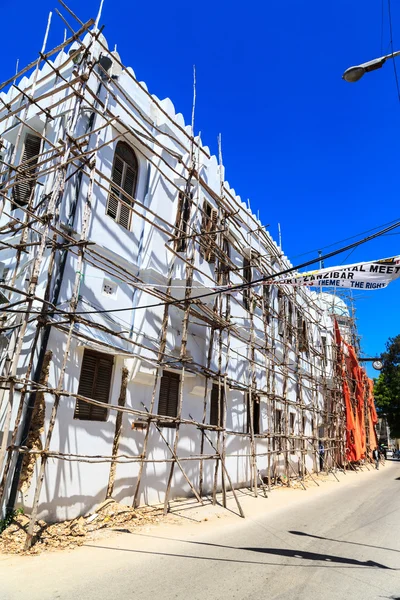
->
[263,284,271,324]
[106,193,119,220]
[278,292,285,337]
[118,201,131,230]
[158,371,180,426]
[253,397,260,435]
[74,350,113,421]
[246,394,260,434]
[175,192,184,251]
[205,208,218,263]
[107,142,137,230]
[175,192,192,252]
[210,208,218,262]
[112,155,124,188]
[123,165,136,198]
[243,258,252,311]
[210,383,222,426]
[12,134,41,207]
[107,154,124,220]
[200,203,218,262]
[221,237,230,285]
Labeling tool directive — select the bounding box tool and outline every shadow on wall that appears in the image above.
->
[31,478,138,522]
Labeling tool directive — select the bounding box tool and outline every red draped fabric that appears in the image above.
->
[334,321,378,461]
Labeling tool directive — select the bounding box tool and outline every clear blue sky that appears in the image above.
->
[2,1,399,376]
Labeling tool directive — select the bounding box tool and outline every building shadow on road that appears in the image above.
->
[288,530,400,554]
[243,546,392,569]
[84,533,396,571]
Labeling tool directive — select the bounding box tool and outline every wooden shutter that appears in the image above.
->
[123,164,136,198]
[243,257,252,311]
[175,191,192,252]
[74,350,114,421]
[210,383,222,427]
[274,409,282,452]
[106,142,137,230]
[278,291,285,337]
[321,335,327,364]
[107,154,124,220]
[12,134,41,207]
[174,192,184,251]
[289,412,295,453]
[263,284,271,324]
[246,394,260,434]
[287,301,293,344]
[118,201,131,230]
[254,397,260,435]
[207,208,218,263]
[106,192,119,220]
[221,237,230,285]
[158,371,180,426]
[200,202,218,262]
[298,318,308,353]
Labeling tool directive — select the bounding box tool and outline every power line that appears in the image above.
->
[388,0,400,102]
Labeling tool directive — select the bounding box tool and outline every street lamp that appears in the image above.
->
[342,50,400,82]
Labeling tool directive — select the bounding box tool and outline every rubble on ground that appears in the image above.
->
[0,499,164,555]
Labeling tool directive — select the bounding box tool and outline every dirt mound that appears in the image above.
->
[0,500,163,555]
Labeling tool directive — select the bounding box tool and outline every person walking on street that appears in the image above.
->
[373,448,380,470]
[319,441,325,472]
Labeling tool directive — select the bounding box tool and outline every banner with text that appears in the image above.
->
[274,255,400,290]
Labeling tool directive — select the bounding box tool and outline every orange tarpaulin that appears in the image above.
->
[335,320,378,461]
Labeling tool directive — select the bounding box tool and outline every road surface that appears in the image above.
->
[2,460,400,600]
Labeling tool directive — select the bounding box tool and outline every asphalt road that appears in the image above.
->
[2,461,400,600]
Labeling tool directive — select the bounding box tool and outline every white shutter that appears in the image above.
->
[118,201,131,230]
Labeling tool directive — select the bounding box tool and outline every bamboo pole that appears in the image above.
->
[106,366,129,498]
[23,59,97,549]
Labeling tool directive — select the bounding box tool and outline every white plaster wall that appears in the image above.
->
[0,33,343,520]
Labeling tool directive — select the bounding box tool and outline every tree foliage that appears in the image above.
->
[374,334,400,438]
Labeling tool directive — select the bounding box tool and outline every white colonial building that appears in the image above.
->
[0,28,344,522]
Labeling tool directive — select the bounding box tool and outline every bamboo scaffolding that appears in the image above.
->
[0,3,354,541]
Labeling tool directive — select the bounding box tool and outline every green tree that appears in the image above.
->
[374,334,400,438]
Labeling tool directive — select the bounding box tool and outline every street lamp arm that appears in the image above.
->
[343,50,400,82]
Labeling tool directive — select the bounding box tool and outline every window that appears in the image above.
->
[321,336,327,365]
[74,349,114,421]
[263,284,271,324]
[246,394,260,435]
[298,314,309,354]
[243,257,252,311]
[158,371,180,427]
[107,141,138,229]
[200,200,218,262]
[273,408,282,452]
[289,412,295,453]
[287,301,293,344]
[220,237,231,286]
[278,290,285,337]
[210,383,223,426]
[174,190,192,252]
[12,133,41,208]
